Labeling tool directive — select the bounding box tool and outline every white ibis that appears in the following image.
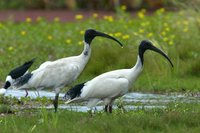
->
[0,29,123,112]
[0,58,35,96]
[64,40,173,113]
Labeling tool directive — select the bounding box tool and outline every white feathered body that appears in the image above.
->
[67,56,143,106]
[16,42,91,91]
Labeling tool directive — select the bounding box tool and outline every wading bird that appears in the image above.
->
[64,40,173,113]
[0,29,123,112]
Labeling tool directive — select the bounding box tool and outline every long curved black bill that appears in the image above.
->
[95,31,123,47]
[150,46,174,67]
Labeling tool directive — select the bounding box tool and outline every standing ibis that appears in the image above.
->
[64,40,173,113]
[0,29,123,112]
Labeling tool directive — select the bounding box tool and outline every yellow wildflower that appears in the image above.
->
[104,15,113,22]
[26,17,32,23]
[93,13,98,18]
[139,29,144,33]
[78,41,83,45]
[114,32,122,37]
[80,30,84,35]
[161,31,166,36]
[122,34,130,40]
[36,16,42,22]
[165,27,170,32]
[20,31,26,36]
[75,14,84,20]
[156,8,165,14]
[65,39,71,44]
[54,17,60,22]
[137,9,146,19]
[121,5,127,11]
[169,41,174,46]
[107,16,114,22]
[141,22,150,27]
[133,32,139,36]
[47,35,53,40]
[103,15,109,20]
[159,8,165,13]
[147,33,153,38]
[141,22,146,27]
[141,9,146,13]
[183,21,189,25]
[137,12,145,19]
[8,46,14,51]
[183,27,188,32]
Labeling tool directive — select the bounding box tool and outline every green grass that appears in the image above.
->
[0,9,200,93]
[0,102,200,133]
[1,8,200,133]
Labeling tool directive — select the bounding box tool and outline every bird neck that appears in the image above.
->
[81,41,91,57]
[128,55,143,84]
[133,55,143,70]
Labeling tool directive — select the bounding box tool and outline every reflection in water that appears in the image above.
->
[4,89,200,112]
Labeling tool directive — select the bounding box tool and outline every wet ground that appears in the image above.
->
[4,90,200,112]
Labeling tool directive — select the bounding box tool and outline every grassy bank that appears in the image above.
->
[0,8,199,92]
[0,102,200,133]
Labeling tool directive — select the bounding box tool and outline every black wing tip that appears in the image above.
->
[8,58,36,79]
[14,73,33,87]
[23,58,36,66]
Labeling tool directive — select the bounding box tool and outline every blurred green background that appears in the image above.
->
[0,0,198,11]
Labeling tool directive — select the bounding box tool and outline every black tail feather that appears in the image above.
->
[23,58,36,66]
[9,58,36,79]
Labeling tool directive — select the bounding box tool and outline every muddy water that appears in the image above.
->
[4,90,200,112]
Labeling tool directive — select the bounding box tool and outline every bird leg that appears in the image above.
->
[104,105,108,112]
[37,90,40,97]
[86,107,95,117]
[53,93,59,113]
[105,105,113,113]
[108,105,112,113]
[25,89,28,97]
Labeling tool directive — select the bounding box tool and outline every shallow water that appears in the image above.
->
[5,89,65,99]
[4,89,200,112]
